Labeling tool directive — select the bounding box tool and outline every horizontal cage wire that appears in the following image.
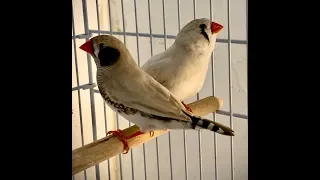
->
[72,0,248,180]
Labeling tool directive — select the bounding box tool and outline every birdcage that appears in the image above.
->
[72,0,248,180]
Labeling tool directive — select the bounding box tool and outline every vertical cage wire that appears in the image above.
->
[133,0,148,179]
[94,2,114,180]
[119,0,129,175]
[118,1,136,179]
[209,1,218,180]
[106,0,124,179]
[100,0,111,178]
[146,1,161,180]
[227,0,235,180]
[72,3,87,180]
[191,1,204,180]
[81,0,100,179]
[95,0,101,35]
[175,0,189,179]
[161,1,174,180]
[103,103,112,180]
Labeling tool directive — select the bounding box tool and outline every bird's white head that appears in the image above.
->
[175,18,223,54]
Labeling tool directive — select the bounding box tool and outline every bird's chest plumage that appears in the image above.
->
[165,55,210,100]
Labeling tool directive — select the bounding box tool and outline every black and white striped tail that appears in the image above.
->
[190,116,234,136]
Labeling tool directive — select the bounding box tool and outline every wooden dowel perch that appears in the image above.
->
[72,96,223,175]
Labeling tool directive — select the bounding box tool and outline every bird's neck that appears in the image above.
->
[168,43,213,63]
[96,69,108,97]
[173,41,213,58]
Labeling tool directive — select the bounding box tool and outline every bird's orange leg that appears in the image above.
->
[181,101,193,112]
[106,129,155,154]
[106,129,130,154]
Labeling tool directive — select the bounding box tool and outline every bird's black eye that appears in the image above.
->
[199,24,207,30]
[199,24,209,42]
[99,43,105,49]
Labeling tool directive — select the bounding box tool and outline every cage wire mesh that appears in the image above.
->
[72,0,248,180]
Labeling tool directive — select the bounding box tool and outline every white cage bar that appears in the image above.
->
[72,0,248,180]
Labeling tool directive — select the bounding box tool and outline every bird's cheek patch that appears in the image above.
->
[98,46,121,67]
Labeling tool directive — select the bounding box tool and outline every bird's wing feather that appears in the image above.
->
[108,68,192,122]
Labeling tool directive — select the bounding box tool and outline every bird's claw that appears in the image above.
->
[149,131,154,137]
[106,129,155,153]
[181,101,193,112]
[106,129,130,154]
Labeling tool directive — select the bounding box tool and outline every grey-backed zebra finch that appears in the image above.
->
[79,34,234,154]
[141,18,223,112]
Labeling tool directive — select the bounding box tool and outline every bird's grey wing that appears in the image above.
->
[109,69,192,122]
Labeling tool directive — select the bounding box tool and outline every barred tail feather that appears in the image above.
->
[190,116,234,136]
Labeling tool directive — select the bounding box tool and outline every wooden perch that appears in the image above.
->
[72,96,223,175]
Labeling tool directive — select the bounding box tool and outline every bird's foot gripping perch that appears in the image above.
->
[106,129,130,154]
[106,129,155,154]
[181,101,193,112]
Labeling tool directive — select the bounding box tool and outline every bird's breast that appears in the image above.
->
[165,56,210,100]
[168,73,205,100]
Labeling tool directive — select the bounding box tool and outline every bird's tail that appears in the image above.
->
[190,116,234,136]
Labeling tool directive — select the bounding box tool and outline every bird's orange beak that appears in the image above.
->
[79,40,93,54]
[211,22,223,34]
